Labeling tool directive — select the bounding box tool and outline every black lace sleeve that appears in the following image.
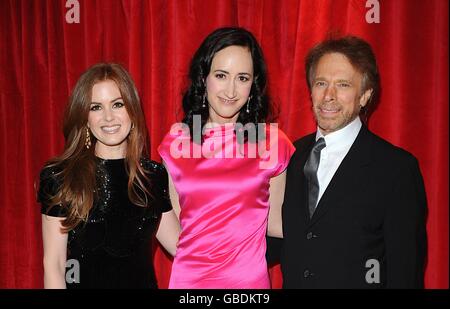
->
[37,166,67,217]
[141,158,173,214]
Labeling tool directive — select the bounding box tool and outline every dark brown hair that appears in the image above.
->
[182,27,271,143]
[44,63,150,231]
[305,35,380,117]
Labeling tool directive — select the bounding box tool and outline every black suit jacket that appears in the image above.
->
[274,125,427,288]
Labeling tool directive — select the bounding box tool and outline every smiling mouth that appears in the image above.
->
[219,97,238,105]
[101,125,121,133]
[319,106,340,115]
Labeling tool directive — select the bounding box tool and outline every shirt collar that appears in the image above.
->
[315,117,362,151]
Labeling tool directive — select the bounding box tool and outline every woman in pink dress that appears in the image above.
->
[158,27,294,289]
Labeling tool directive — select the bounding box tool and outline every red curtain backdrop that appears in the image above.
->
[0,0,447,289]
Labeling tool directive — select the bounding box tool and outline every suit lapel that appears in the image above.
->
[307,126,373,227]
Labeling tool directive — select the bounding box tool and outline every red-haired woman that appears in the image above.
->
[38,63,180,288]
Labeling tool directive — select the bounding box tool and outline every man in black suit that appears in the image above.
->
[273,36,427,288]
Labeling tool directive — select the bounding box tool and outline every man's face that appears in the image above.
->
[311,52,372,135]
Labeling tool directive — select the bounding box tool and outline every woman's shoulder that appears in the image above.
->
[39,164,63,186]
[160,123,191,143]
[140,158,167,177]
[158,122,192,160]
[140,158,170,207]
[264,124,293,146]
[38,163,67,216]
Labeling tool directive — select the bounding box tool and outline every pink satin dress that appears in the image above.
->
[158,123,294,289]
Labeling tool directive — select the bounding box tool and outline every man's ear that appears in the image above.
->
[360,89,373,107]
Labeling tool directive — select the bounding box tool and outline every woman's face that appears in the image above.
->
[205,45,254,124]
[88,80,132,159]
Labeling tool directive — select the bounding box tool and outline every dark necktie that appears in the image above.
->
[304,137,326,218]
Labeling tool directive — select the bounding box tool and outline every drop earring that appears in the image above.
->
[246,96,251,113]
[202,93,206,108]
[85,127,91,149]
